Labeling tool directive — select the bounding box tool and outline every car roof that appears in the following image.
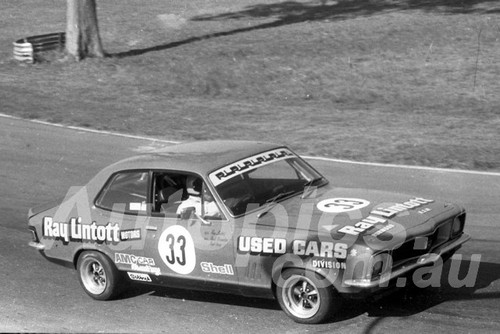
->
[106,140,285,176]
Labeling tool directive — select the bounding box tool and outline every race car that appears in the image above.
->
[28,140,470,324]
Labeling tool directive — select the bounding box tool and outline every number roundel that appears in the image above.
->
[316,198,370,213]
[158,225,196,275]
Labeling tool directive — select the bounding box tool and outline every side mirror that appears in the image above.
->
[180,207,195,220]
[180,207,212,225]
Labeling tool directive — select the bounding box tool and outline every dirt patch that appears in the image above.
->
[157,14,187,30]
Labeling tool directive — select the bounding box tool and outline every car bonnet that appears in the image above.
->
[251,185,458,244]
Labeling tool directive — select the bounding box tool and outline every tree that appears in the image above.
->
[66,0,104,60]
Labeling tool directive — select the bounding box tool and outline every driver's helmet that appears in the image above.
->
[186,176,202,196]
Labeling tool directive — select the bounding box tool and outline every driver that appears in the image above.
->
[176,176,220,218]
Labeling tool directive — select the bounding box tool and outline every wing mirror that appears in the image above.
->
[180,207,211,225]
[180,207,196,220]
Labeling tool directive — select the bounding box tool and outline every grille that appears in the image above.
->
[390,214,464,265]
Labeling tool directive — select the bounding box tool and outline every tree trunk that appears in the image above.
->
[66,0,104,60]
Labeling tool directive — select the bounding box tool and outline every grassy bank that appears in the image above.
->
[1,0,499,170]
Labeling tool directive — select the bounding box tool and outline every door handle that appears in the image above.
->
[145,226,158,231]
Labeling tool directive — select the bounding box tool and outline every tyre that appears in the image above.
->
[276,268,341,324]
[77,251,123,300]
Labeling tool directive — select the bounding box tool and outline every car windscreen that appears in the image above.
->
[210,150,326,216]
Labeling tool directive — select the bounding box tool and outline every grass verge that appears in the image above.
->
[1,0,499,171]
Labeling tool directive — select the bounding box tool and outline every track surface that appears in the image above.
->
[1,117,499,333]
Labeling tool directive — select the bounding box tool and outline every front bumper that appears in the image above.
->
[344,233,470,288]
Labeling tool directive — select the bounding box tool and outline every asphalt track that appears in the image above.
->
[1,116,499,333]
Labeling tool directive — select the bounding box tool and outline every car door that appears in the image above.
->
[142,171,239,292]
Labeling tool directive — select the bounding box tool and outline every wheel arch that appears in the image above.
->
[270,259,343,298]
[73,246,115,269]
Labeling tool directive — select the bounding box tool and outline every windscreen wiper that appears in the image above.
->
[265,190,296,204]
[257,190,296,218]
[301,177,323,199]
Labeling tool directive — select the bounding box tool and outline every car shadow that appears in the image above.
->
[118,257,500,321]
[120,284,281,310]
[113,0,498,58]
[333,257,500,324]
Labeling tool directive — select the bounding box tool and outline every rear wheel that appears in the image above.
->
[77,251,122,300]
[276,269,342,324]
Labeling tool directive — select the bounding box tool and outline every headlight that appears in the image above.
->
[28,226,39,243]
[369,252,391,280]
[451,214,465,237]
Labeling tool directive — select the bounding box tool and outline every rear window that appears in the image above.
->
[95,171,149,215]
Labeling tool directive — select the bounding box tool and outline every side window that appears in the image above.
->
[153,172,186,216]
[95,171,149,215]
[152,171,224,220]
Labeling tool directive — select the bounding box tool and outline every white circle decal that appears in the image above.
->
[158,225,196,275]
[317,198,370,213]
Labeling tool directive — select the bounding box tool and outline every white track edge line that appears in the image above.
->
[0,113,180,144]
[304,156,500,177]
[2,113,499,177]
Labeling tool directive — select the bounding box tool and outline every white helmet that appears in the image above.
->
[186,176,202,196]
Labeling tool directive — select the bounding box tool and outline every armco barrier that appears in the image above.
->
[13,32,65,63]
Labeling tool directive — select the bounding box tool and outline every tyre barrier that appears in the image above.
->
[13,32,65,63]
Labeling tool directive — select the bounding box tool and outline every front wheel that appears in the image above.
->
[77,251,123,300]
[276,269,342,324]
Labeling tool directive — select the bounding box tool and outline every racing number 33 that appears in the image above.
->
[165,233,186,266]
[317,198,370,213]
[158,226,196,275]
